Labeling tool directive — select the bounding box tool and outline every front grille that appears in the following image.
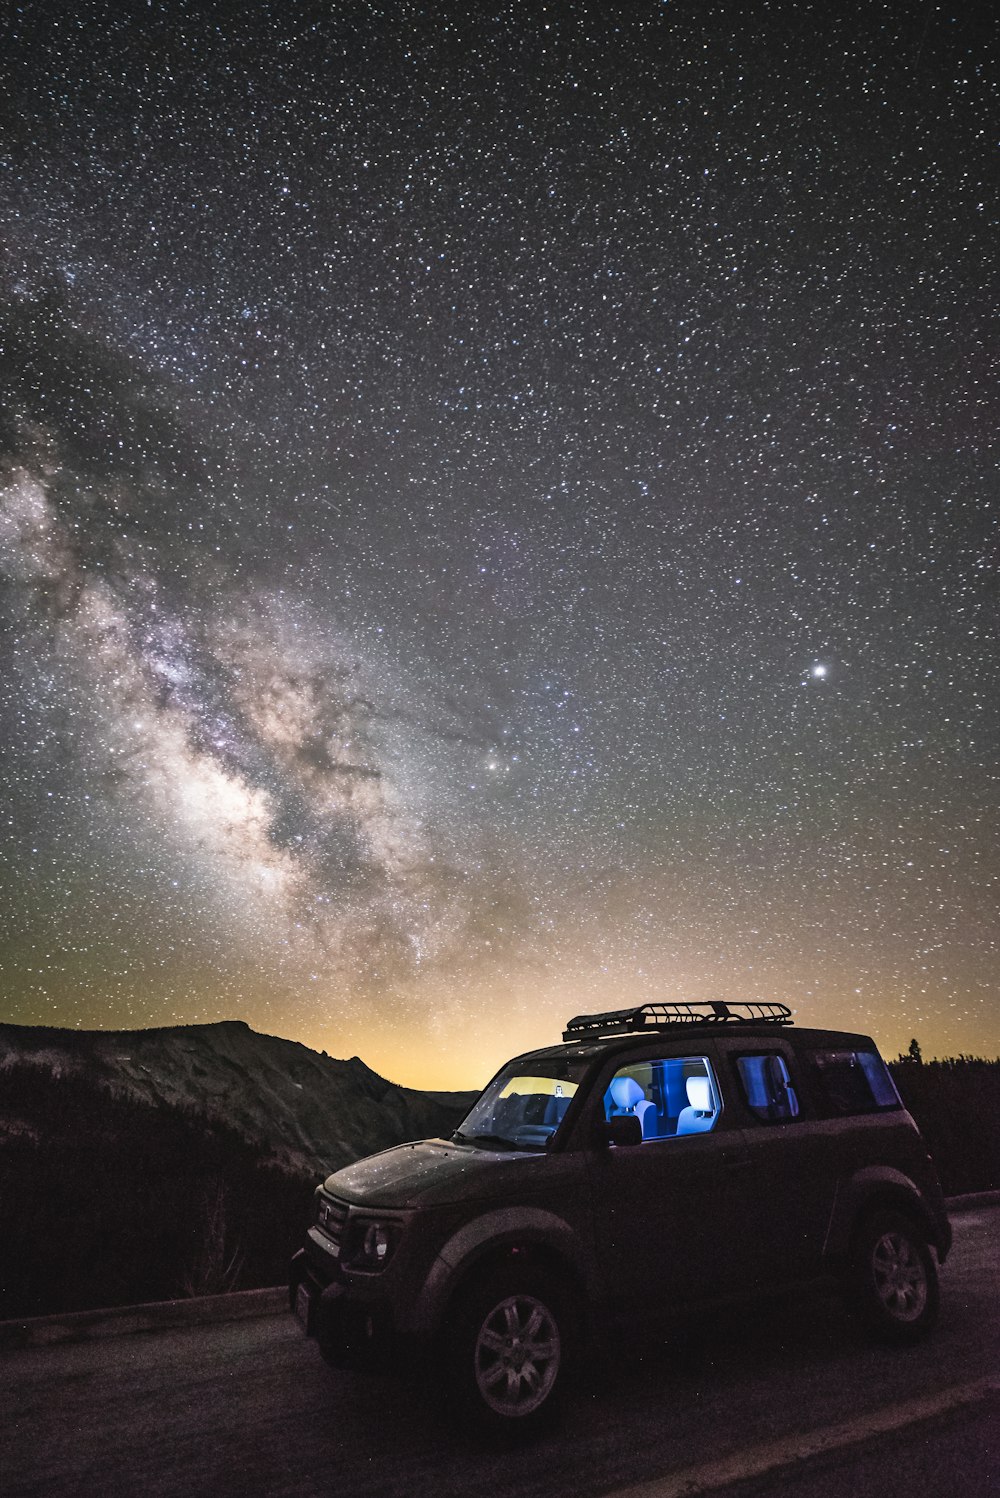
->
[317,1192,349,1249]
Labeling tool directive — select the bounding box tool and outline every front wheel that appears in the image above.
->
[848,1210,939,1344]
[442,1270,571,1436]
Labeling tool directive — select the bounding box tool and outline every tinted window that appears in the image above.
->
[604,1055,720,1140]
[809,1049,901,1115]
[736,1053,800,1121]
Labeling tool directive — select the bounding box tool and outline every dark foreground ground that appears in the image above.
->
[3,1205,998,1498]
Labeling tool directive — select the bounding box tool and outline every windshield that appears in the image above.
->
[454,1057,590,1151]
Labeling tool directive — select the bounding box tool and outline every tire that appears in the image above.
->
[441,1268,572,1437]
[848,1209,939,1344]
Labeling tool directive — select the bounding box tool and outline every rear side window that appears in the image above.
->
[809,1049,901,1116]
[736,1053,800,1121]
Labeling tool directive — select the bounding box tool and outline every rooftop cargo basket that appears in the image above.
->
[562,1001,793,1041]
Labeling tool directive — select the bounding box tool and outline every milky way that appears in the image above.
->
[0,1,997,1085]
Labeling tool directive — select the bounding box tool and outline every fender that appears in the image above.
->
[405,1204,593,1336]
[824,1164,949,1262]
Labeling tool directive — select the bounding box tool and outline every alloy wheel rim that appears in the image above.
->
[871,1230,928,1321]
[474,1293,561,1416]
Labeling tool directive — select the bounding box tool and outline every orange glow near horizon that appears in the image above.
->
[7,942,998,1095]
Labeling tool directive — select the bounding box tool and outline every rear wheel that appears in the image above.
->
[442,1268,572,1437]
[848,1210,939,1343]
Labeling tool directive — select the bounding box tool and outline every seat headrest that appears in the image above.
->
[685,1076,713,1112]
[610,1075,645,1110]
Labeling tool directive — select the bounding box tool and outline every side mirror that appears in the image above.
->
[603,1115,643,1148]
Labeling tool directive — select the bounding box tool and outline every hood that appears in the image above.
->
[323,1137,543,1209]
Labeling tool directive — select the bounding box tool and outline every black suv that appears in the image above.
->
[290,1002,951,1433]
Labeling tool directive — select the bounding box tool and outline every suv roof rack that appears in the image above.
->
[562,1001,793,1041]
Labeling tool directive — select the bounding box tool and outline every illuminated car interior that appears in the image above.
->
[603,1056,720,1139]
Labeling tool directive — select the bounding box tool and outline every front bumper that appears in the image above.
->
[289,1247,401,1369]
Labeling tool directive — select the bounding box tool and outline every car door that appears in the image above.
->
[712,1034,836,1285]
[585,1044,757,1318]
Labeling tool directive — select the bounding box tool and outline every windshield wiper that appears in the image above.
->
[457,1131,524,1151]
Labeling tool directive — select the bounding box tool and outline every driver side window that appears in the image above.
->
[604,1055,721,1141]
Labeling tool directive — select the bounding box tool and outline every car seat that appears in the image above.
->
[675,1075,716,1135]
[608,1075,655,1138]
[543,1093,572,1127]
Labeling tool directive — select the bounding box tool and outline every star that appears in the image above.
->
[0,1,995,1086]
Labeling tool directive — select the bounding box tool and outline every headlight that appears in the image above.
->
[345,1218,402,1271]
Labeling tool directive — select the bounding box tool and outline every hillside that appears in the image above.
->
[0,1021,479,1318]
[0,1020,476,1177]
[0,1061,316,1316]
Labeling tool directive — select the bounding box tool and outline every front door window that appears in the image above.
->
[603,1054,722,1140]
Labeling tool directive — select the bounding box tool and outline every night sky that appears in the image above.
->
[1,0,997,1088]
